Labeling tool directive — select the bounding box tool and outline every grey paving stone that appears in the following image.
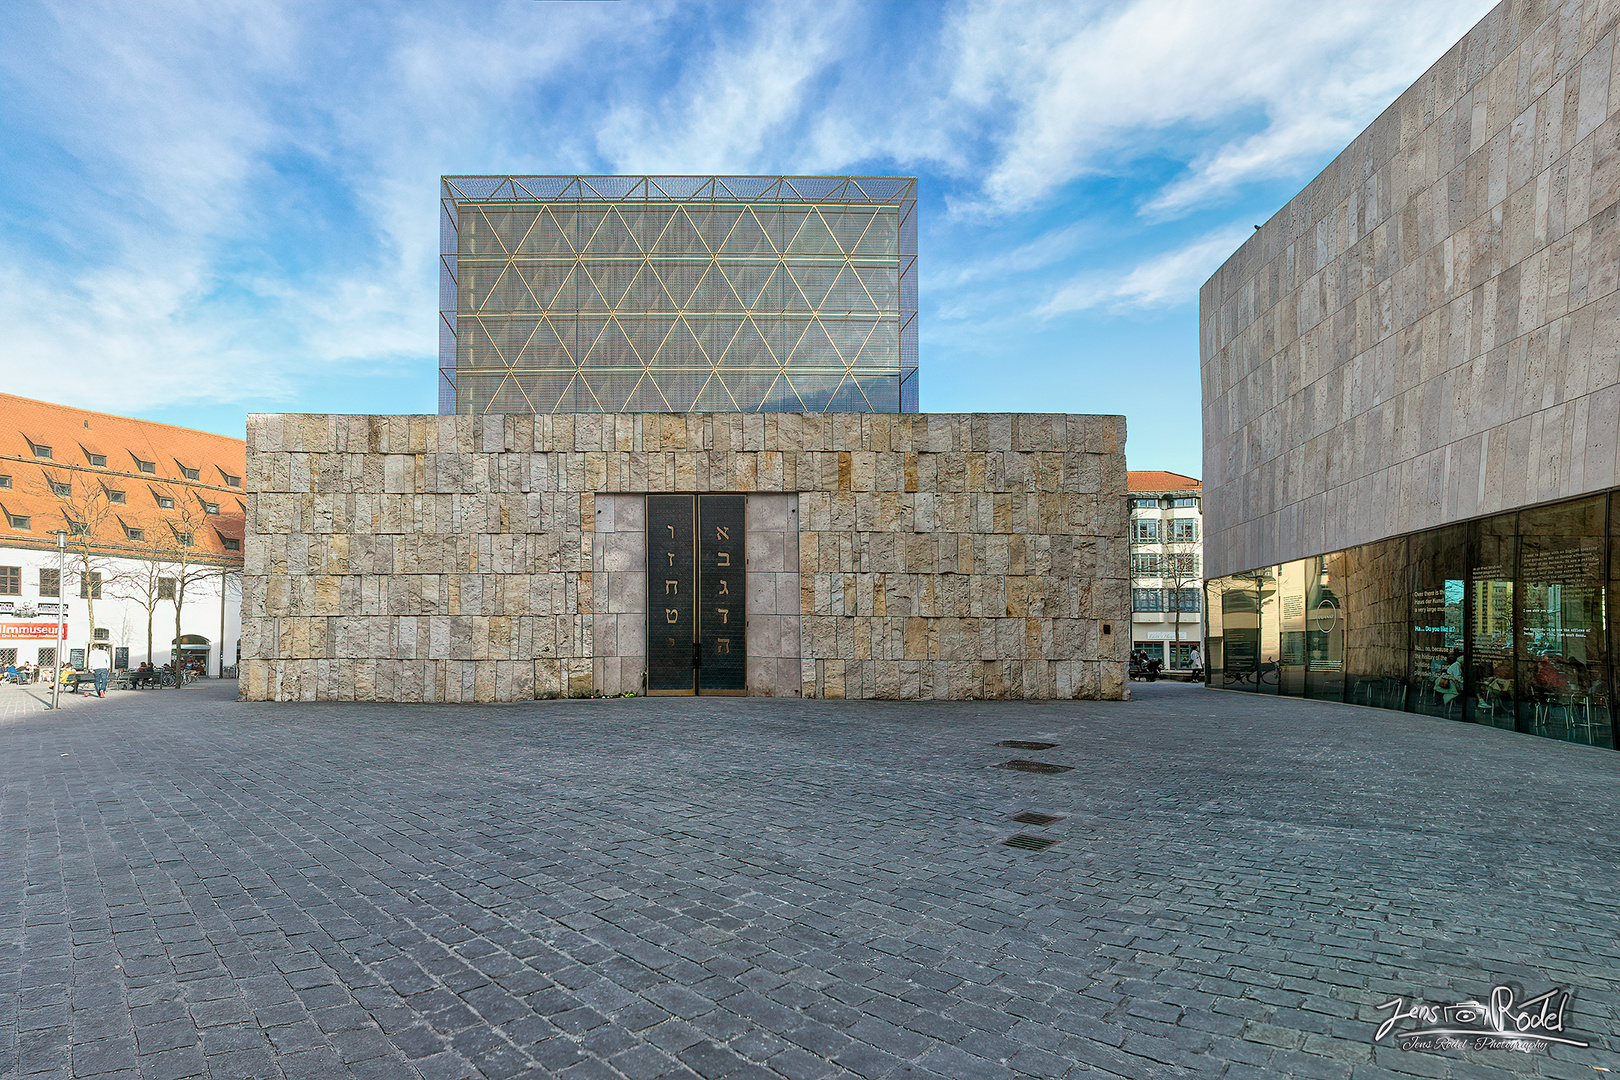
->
[0,681,1614,1080]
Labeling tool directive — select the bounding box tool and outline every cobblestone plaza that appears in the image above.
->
[3,681,1614,1079]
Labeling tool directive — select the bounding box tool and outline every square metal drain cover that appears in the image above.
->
[1010,811,1065,826]
[994,759,1073,774]
[997,740,1057,751]
[1004,834,1058,851]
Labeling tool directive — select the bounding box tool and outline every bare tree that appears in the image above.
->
[116,541,172,665]
[1161,531,1201,668]
[153,496,220,678]
[37,467,127,660]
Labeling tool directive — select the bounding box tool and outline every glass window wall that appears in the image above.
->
[1203,489,1617,750]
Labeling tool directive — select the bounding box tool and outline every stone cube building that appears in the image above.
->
[241,413,1129,702]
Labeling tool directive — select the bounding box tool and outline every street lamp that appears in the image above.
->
[51,531,64,710]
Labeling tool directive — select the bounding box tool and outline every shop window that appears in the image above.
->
[1169,642,1199,669]
[1134,641,1165,662]
[78,572,101,599]
[1170,518,1198,541]
[38,569,59,597]
[1131,519,1160,542]
[7,514,28,530]
[0,566,19,595]
[1517,497,1609,747]
[1466,516,1516,731]
[1132,588,1163,612]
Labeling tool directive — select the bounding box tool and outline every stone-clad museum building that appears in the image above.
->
[241,412,1128,701]
[1201,0,1618,749]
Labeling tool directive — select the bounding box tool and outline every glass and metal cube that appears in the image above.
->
[439,176,918,414]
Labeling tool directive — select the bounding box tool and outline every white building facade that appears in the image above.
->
[1127,471,1204,674]
[1,395,245,678]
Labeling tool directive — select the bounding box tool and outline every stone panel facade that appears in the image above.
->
[1201,0,1619,577]
[241,413,1128,702]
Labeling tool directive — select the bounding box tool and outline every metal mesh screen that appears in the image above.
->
[440,176,919,415]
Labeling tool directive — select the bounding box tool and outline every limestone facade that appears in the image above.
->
[1200,0,1619,578]
[241,413,1128,702]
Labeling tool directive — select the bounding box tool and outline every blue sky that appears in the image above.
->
[1,0,1494,476]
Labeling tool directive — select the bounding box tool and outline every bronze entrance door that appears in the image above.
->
[646,495,746,695]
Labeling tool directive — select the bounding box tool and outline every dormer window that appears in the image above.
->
[155,492,174,509]
[223,473,241,487]
[203,501,219,515]
[49,480,71,497]
[179,463,200,480]
[86,452,106,467]
[222,537,241,552]
[6,513,28,530]
[124,525,145,541]
[134,457,155,474]
[107,489,126,504]
[31,442,52,459]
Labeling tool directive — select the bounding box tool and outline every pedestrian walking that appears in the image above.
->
[89,646,112,698]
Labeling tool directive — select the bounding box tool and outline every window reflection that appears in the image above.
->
[1202,491,1617,750]
[1517,498,1609,747]
[1468,515,1516,731]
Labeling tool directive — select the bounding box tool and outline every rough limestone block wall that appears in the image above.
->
[242,412,1127,702]
[591,494,645,696]
[1201,0,1619,577]
[746,494,802,696]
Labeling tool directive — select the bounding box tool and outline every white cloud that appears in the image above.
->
[940,0,1494,216]
[596,4,850,175]
[1036,223,1252,316]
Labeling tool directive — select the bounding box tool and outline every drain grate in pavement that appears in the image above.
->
[1010,811,1065,826]
[997,740,1057,750]
[1003,834,1058,851]
[994,759,1073,774]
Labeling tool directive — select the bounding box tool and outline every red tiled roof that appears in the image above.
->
[0,394,245,565]
[1128,470,1201,492]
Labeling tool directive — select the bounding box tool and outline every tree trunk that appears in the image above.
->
[173,586,184,682]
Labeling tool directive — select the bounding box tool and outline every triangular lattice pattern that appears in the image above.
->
[440,177,919,415]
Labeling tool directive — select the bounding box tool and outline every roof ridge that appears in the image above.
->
[0,394,245,446]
